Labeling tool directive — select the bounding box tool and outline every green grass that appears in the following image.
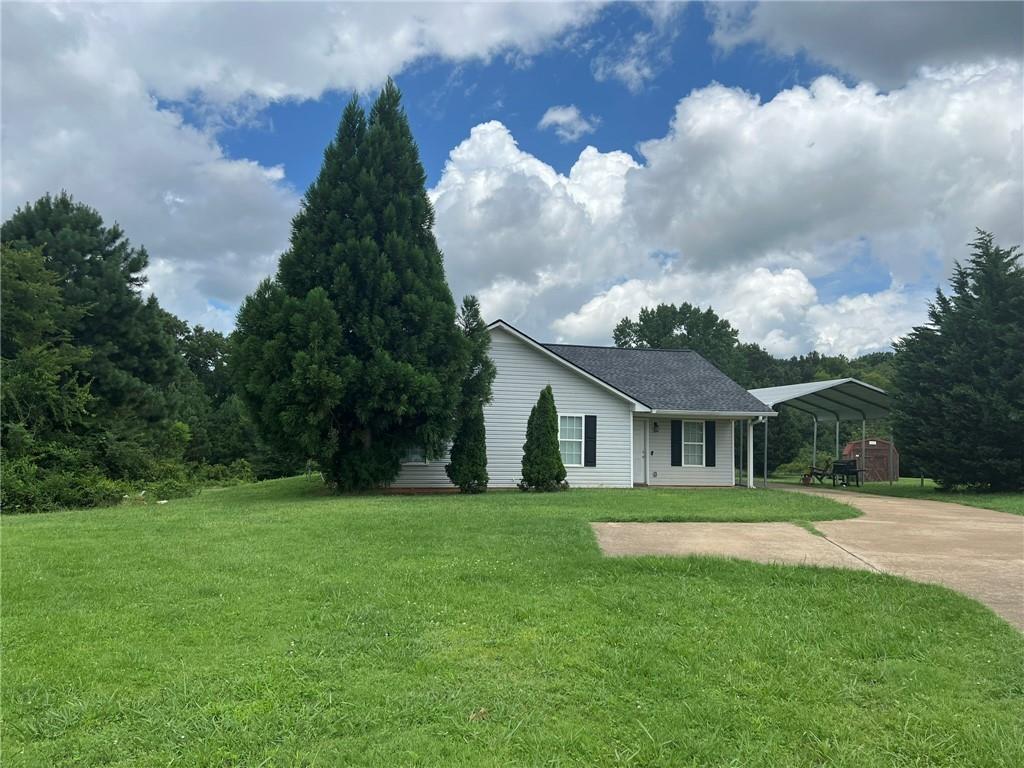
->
[774,475,1024,516]
[4,478,1022,767]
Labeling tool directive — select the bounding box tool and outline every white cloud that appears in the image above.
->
[591,3,682,92]
[538,105,600,142]
[550,267,926,357]
[0,2,599,331]
[431,62,1022,355]
[430,121,640,329]
[627,62,1023,282]
[709,1,1023,89]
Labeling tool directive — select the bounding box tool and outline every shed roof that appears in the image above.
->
[748,378,890,422]
[543,343,776,415]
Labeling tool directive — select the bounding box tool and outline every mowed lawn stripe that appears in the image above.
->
[3,478,1022,767]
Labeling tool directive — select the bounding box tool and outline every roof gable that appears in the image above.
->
[487,321,650,410]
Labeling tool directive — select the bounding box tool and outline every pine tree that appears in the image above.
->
[446,296,495,492]
[520,385,567,491]
[0,245,92,455]
[893,230,1024,490]
[232,81,467,490]
[1,194,185,479]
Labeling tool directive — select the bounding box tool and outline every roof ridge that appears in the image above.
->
[544,343,696,353]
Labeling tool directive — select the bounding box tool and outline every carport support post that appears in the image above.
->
[861,420,867,484]
[763,417,769,489]
[889,432,894,486]
[746,419,755,489]
[812,416,818,468]
[835,420,840,460]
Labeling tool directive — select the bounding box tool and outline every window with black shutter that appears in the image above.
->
[704,421,716,467]
[670,420,682,466]
[584,415,597,467]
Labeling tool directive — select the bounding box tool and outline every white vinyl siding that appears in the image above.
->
[643,417,735,486]
[484,329,633,488]
[559,415,584,467]
[393,326,635,488]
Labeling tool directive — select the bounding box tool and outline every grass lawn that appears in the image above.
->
[4,479,1022,767]
[774,475,1024,516]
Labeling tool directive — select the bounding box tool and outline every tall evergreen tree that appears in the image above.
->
[233,81,467,490]
[1,193,185,478]
[520,385,566,491]
[1,245,92,457]
[893,230,1023,490]
[446,296,496,492]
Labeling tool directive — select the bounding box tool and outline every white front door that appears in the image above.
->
[632,419,647,484]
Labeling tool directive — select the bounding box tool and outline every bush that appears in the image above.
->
[446,405,488,493]
[192,458,255,486]
[1,457,133,512]
[519,385,567,492]
[0,454,204,513]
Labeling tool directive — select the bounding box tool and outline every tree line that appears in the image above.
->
[612,231,1023,490]
[3,80,1020,511]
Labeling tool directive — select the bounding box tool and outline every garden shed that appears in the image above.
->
[843,438,899,482]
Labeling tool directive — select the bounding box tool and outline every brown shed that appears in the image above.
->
[843,437,899,482]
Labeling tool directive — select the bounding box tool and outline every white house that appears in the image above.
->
[394,320,776,489]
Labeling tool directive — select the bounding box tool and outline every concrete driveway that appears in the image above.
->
[592,487,1024,629]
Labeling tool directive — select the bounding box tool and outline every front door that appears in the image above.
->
[633,419,647,484]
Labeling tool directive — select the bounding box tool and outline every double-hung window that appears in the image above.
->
[401,446,426,464]
[682,420,705,466]
[559,415,584,467]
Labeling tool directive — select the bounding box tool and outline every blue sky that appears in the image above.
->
[208,4,890,304]
[216,5,822,188]
[4,2,1021,355]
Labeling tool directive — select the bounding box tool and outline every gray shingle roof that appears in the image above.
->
[543,344,775,414]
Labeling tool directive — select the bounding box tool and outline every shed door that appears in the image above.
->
[633,420,647,484]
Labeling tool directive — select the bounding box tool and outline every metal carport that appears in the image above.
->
[747,378,892,488]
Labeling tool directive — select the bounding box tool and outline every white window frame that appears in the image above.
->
[682,420,705,467]
[400,446,427,465]
[558,414,585,468]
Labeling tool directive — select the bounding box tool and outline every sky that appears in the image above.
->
[2,1,1022,357]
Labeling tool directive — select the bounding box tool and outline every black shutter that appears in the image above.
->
[704,420,716,467]
[670,420,682,466]
[584,415,597,467]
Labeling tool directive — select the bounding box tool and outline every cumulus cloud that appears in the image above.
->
[0,2,599,330]
[430,121,640,328]
[709,1,1023,89]
[431,61,1022,355]
[551,267,927,357]
[538,105,600,142]
[627,62,1023,282]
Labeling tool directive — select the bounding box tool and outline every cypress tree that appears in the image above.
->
[446,296,495,492]
[520,385,567,491]
[893,230,1023,490]
[233,80,466,490]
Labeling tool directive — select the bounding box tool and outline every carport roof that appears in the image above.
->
[748,378,891,422]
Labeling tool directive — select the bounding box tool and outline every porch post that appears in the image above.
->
[835,420,840,460]
[738,421,744,487]
[746,419,755,489]
[763,417,769,489]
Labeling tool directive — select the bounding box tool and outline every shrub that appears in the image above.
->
[446,405,488,493]
[519,385,567,492]
[1,457,133,512]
